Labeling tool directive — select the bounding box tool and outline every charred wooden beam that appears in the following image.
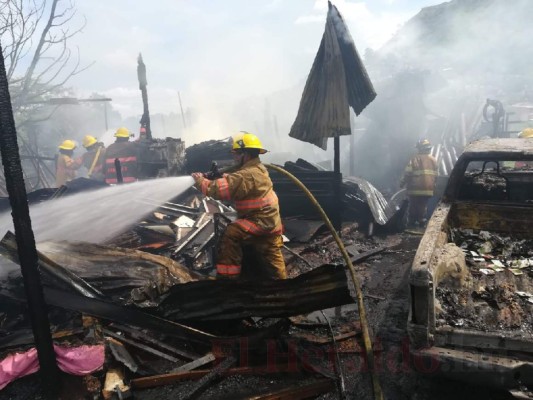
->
[105,329,180,363]
[108,323,199,361]
[350,246,386,264]
[131,366,253,389]
[239,379,334,400]
[178,356,236,400]
[0,44,59,395]
[169,353,216,374]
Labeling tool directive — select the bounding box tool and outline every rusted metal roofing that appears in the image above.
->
[464,138,533,155]
[288,1,376,150]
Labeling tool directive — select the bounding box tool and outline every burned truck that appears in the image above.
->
[408,139,533,391]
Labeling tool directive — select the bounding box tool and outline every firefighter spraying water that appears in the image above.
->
[191,132,287,280]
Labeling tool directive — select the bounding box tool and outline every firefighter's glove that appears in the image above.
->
[203,170,222,180]
[191,172,204,184]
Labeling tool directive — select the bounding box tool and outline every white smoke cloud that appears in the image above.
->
[295,0,411,50]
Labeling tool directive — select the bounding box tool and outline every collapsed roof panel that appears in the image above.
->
[157,264,353,321]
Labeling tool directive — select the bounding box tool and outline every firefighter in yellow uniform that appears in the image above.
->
[515,128,533,169]
[56,139,81,187]
[400,139,438,227]
[192,132,287,280]
[77,135,106,181]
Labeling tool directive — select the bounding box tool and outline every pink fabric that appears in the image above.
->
[0,348,39,390]
[0,344,104,390]
[54,344,105,376]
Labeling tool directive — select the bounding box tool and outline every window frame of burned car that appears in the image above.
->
[445,154,533,204]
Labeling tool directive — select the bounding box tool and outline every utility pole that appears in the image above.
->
[0,45,59,397]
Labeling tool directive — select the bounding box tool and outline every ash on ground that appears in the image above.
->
[436,228,533,335]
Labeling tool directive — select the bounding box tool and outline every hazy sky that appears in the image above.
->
[67,0,445,119]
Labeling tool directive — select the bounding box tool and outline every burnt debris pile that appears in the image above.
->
[436,228,533,334]
[0,181,376,398]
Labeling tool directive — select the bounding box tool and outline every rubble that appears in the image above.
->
[271,159,407,235]
[436,228,533,333]
[0,179,373,398]
[0,140,417,398]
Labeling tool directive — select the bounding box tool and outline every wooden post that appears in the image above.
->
[333,136,342,232]
[0,45,59,397]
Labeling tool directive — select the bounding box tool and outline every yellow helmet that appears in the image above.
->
[232,131,267,154]
[416,138,431,148]
[58,139,76,150]
[114,127,130,138]
[82,135,97,148]
[518,128,533,138]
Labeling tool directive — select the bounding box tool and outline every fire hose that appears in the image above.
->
[265,163,383,400]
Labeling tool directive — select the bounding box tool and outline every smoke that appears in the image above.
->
[350,0,533,190]
[48,0,411,169]
[22,0,533,193]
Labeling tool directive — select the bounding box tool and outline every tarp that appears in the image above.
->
[289,1,376,150]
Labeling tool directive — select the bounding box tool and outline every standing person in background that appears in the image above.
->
[103,127,140,184]
[77,135,106,181]
[191,131,287,280]
[137,126,148,142]
[55,139,80,187]
[400,139,438,227]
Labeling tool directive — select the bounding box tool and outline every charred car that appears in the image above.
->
[408,139,533,392]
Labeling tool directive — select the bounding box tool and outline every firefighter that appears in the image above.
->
[56,139,81,187]
[77,135,106,181]
[515,128,533,168]
[104,127,139,184]
[518,128,533,139]
[401,139,438,227]
[191,132,287,280]
[138,126,148,141]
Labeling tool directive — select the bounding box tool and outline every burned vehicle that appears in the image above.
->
[408,139,533,391]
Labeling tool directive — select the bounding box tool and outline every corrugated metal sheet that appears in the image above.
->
[344,177,404,226]
[289,1,376,150]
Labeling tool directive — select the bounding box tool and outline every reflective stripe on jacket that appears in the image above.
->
[104,141,139,184]
[195,158,282,235]
[216,264,241,276]
[403,153,438,196]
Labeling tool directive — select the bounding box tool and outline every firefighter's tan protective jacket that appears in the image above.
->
[56,154,79,187]
[402,153,438,196]
[194,158,282,235]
